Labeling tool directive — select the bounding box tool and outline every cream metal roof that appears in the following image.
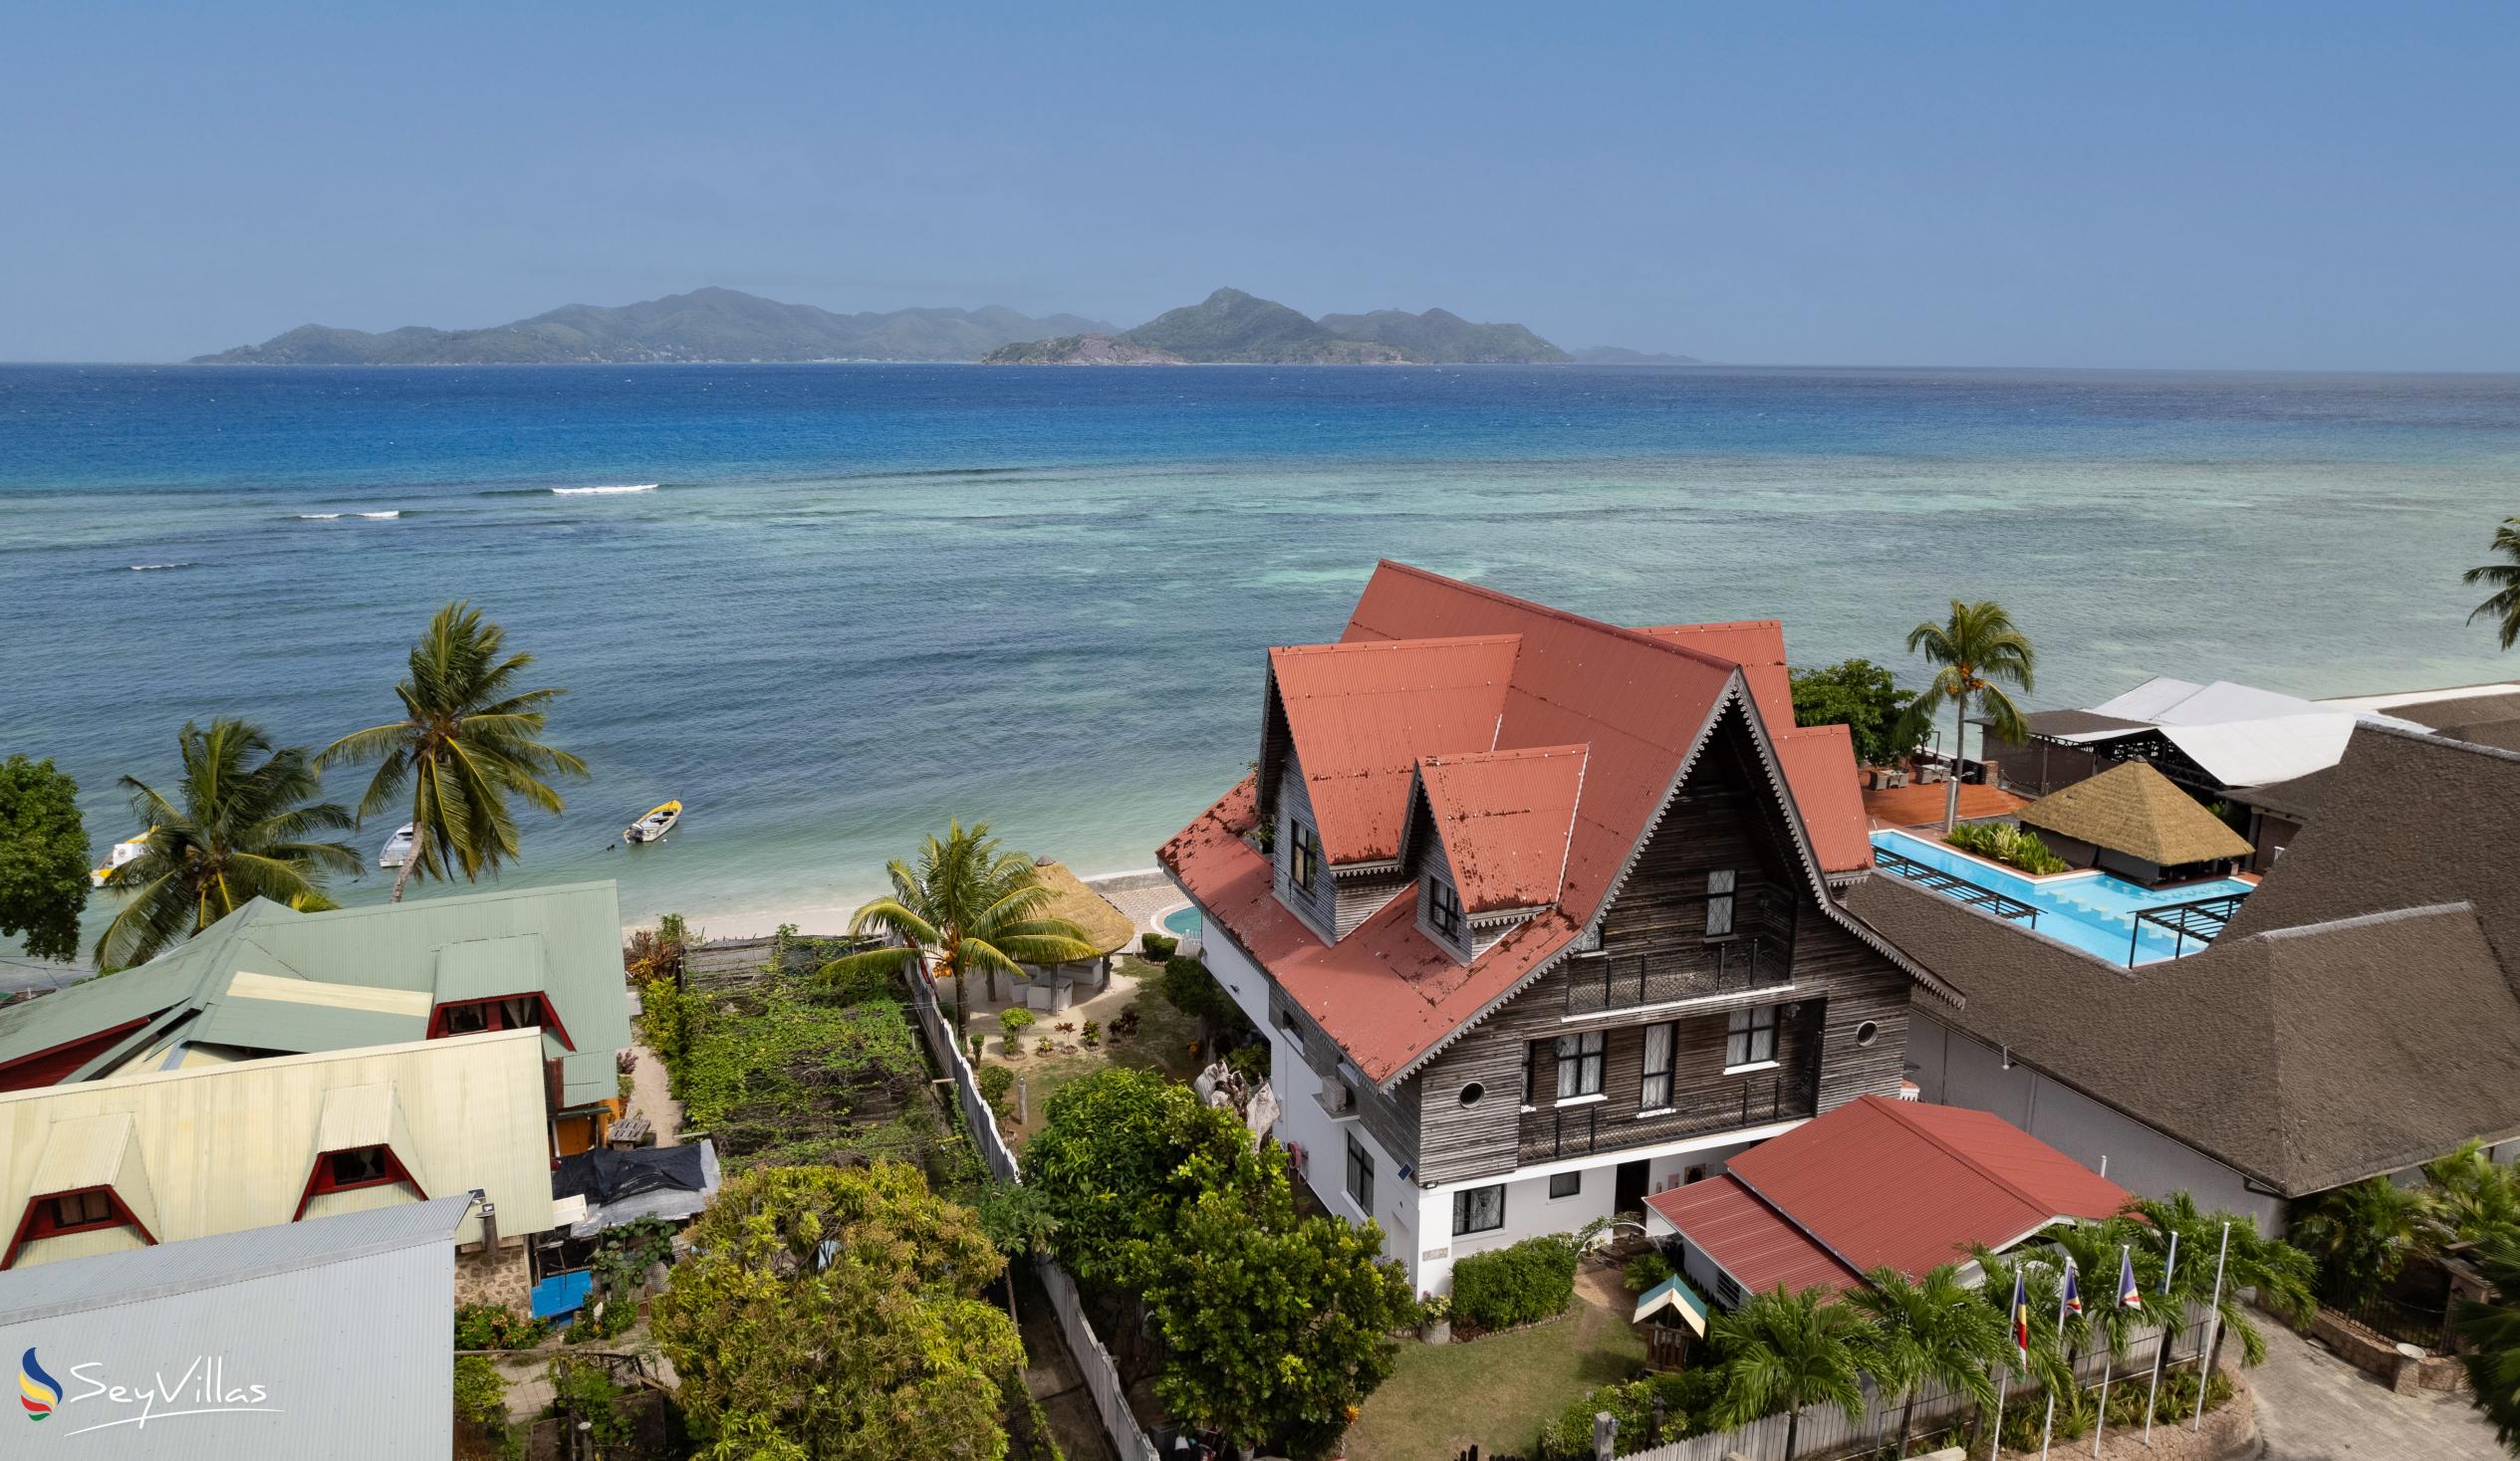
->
[0,1029,553,1266]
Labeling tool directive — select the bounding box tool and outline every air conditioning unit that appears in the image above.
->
[1321,1080,1357,1115]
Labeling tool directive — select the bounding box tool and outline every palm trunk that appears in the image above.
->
[951,961,969,1035]
[1783,1409,1800,1461]
[1944,694,1966,833]
[1897,1390,1916,1457]
[390,827,422,903]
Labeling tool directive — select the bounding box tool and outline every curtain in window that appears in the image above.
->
[1640,1022,1674,1107]
[1453,1184,1506,1235]
[1705,868,1738,937]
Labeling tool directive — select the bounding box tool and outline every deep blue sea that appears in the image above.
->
[5,363,2518,957]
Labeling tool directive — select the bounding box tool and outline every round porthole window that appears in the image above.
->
[1458,1081,1486,1106]
[1855,1020,1882,1048]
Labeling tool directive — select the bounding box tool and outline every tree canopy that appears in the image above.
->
[2464,515,2520,651]
[1787,658,1923,767]
[651,1162,1023,1461]
[0,756,89,964]
[1021,1066,1250,1284]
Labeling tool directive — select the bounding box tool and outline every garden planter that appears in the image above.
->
[1418,1318,1450,1343]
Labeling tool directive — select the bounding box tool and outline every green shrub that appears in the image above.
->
[979,1065,1016,1113]
[1000,1007,1037,1041]
[823,958,898,1007]
[453,1353,509,1425]
[454,1302,549,1350]
[1450,1234,1580,1331]
[1080,1020,1101,1048]
[1157,954,1237,1027]
[546,1357,633,1447]
[1539,1372,1702,1456]
[1946,821,2070,875]
[1141,931,1179,960]
[1225,1042,1270,1085]
[1623,1248,1674,1293]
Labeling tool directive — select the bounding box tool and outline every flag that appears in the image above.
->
[2118,1246,2142,1309]
[2062,1258,2083,1316]
[2010,1268,2030,1361]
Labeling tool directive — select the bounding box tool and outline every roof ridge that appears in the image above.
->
[1866,1096,2066,1220]
[1370,561,1740,674]
[2251,899,2479,942]
[1271,632,1521,657]
[1421,743,1590,767]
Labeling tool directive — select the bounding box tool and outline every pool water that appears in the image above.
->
[1869,830,2252,967]
[1162,904,1203,940]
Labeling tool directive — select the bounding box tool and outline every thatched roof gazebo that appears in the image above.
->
[1016,859,1135,1012]
[2017,761,2253,885]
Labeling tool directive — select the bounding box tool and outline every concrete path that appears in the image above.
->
[620,989,682,1144]
[2250,1319,2502,1461]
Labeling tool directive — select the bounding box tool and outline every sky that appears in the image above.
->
[4,2,2516,368]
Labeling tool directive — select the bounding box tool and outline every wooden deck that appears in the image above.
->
[1861,781,2028,829]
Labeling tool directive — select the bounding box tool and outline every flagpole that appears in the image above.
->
[2094,1245,2131,1457]
[2040,1258,2075,1461]
[2193,1223,2231,1437]
[1992,1364,2011,1460]
[2142,1229,2177,1447]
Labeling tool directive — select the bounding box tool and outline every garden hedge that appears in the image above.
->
[1449,1234,1580,1331]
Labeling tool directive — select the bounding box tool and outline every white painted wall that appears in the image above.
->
[1907,1015,2285,1232]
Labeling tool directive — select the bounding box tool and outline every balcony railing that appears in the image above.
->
[1518,1070,1815,1163]
[1562,934,1793,1018]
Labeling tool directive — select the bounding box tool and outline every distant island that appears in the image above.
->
[193,284,1702,366]
[983,288,1577,365]
[1570,346,1705,365]
[191,288,1118,365]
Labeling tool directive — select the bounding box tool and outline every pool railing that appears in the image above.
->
[1873,843,2042,927]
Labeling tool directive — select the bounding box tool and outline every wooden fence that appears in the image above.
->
[1612,1314,2213,1461]
[901,964,1157,1460]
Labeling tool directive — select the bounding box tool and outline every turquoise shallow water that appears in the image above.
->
[3,363,2516,955]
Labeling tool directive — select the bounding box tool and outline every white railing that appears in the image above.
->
[900,969,1154,1457]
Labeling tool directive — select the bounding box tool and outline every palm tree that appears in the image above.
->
[321,602,586,902]
[2420,1140,2520,1252]
[2128,1193,2313,1377]
[1707,1286,1869,1461]
[2454,1234,2520,1451]
[1844,1264,2002,1457]
[818,821,1098,1034]
[2292,1176,2426,1307]
[2463,516,2520,650]
[1895,600,2037,832]
[96,719,361,967]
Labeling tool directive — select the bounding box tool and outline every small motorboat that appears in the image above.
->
[378,824,416,869]
[625,800,682,844]
[91,830,151,887]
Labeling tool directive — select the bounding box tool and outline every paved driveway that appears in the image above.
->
[2251,1319,2505,1461]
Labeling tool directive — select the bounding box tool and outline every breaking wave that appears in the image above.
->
[129,562,196,572]
[550,483,659,495]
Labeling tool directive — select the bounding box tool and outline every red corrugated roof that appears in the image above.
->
[1725,1096,2131,1279]
[1637,621,1793,728]
[1645,1176,1864,1296]
[1269,636,1519,863]
[1410,745,1589,913]
[1159,562,1891,1085]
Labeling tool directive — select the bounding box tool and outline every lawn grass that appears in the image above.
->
[968,957,1207,1147]
[1344,1297,1646,1461]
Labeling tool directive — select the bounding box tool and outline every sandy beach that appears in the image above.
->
[622,866,1186,943]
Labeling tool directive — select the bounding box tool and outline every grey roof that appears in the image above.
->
[2009,708,2156,740]
[0,1194,472,1325]
[2386,690,2520,732]
[0,882,633,1105]
[1847,727,2520,1196]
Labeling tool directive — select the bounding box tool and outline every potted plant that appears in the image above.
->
[999,1007,1036,1056]
[1417,1291,1451,1343]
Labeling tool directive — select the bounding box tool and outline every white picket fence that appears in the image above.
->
[1613,1314,2212,1461]
[903,968,1159,1460]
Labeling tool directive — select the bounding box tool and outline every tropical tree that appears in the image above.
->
[1788,658,1924,767]
[2292,1176,2427,1307]
[1021,1066,1250,1284]
[2455,1234,2520,1454]
[818,821,1096,1034]
[320,602,585,902]
[2128,1192,2314,1376]
[2463,516,2520,650]
[1707,1286,1869,1461]
[2420,1140,2520,1252]
[0,756,89,964]
[651,1162,1023,1461]
[1895,600,2037,832]
[1843,1264,2002,1457]
[94,720,359,968]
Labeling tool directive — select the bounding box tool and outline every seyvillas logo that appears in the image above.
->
[15,1348,280,1437]
[20,1347,61,1420]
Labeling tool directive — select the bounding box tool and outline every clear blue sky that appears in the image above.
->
[5,1,2514,367]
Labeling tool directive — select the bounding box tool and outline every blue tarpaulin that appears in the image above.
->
[530,1269,594,1321]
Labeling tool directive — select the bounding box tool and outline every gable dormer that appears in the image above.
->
[1400,744,1589,962]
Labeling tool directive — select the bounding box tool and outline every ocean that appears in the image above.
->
[4,363,2517,954]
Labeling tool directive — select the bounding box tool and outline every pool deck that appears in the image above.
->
[1862,780,2029,829]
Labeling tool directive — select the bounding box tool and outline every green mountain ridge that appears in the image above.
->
[1315,307,1571,364]
[989,288,1611,365]
[193,288,1119,365]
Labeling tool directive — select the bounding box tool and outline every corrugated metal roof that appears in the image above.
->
[1636,621,1793,728]
[434,935,551,1002]
[1773,726,1875,876]
[0,1194,472,1325]
[1411,745,1587,913]
[1725,1096,2130,1278]
[1645,1176,1862,1296]
[1269,635,1519,863]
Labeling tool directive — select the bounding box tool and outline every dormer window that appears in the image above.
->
[427,992,573,1049]
[294,1142,424,1220]
[1426,876,1464,940]
[1289,821,1323,893]
[5,1186,155,1268]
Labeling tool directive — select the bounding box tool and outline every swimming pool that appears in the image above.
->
[1162,903,1203,940]
[1870,830,2252,967]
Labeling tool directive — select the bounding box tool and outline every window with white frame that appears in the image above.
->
[1726,1004,1778,1068]
[1452,1184,1506,1235]
[1426,875,1464,940]
[1345,1133,1374,1213]
[1640,1021,1677,1108]
[1553,1030,1605,1098]
[1704,868,1738,938]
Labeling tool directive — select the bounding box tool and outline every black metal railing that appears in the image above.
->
[2321,1284,2451,1350]
[1873,845,2042,926]
[1517,1074,1814,1162]
[1562,935,1793,1017]
[2131,892,2247,962]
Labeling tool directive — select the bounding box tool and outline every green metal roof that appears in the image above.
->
[1,881,631,1105]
